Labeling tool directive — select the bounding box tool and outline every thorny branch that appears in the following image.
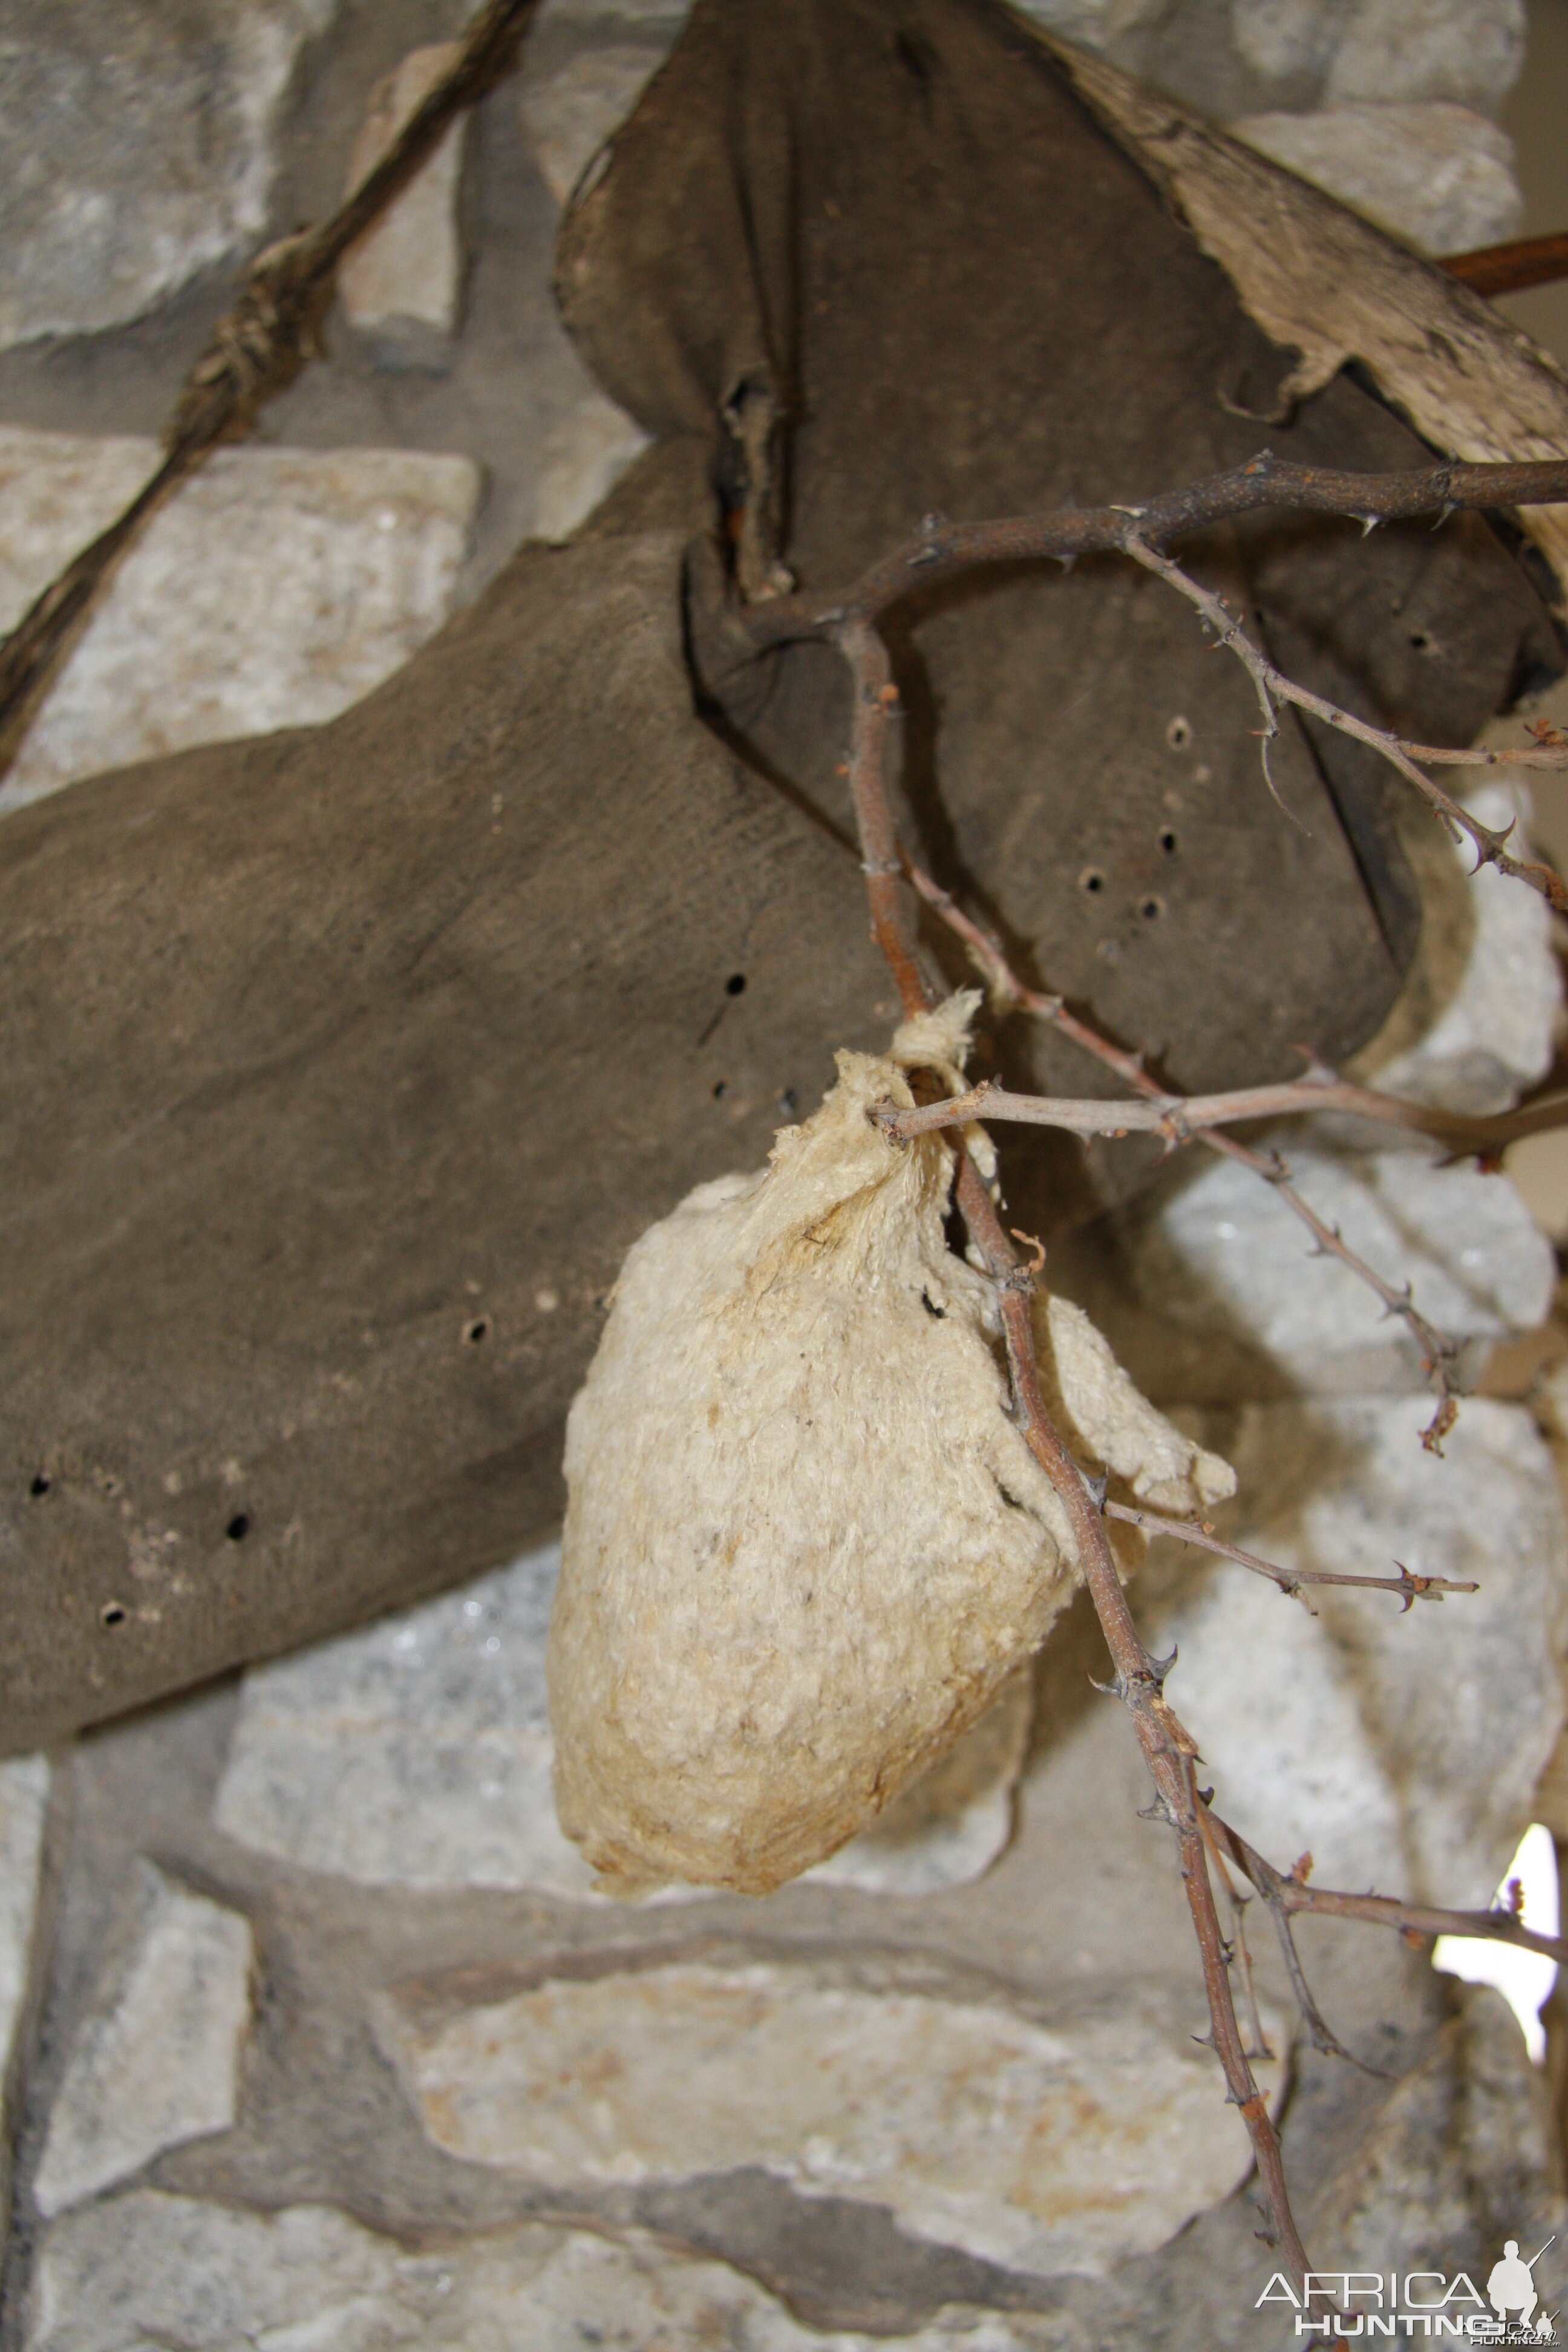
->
[826,462,1568,2288]
[835,619,1316,2287]
[1208,1808,1568,2005]
[743,449,1568,912]
[1125,535,1568,909]
[901,863,1466,1448]
[880,1068,1568,1159]
[1102,1500,1477,1613]
[0,0,541,777]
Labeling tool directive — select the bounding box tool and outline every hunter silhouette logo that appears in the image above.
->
[1258,2236,1560,2338]
[1488,2239,1557,2339]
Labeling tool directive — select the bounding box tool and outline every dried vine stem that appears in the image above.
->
[745,450,1568,912]
[1102,1500,1477,1612]
[1125,535,1567,908]
[0,0,541,776]
[835,627,1315,2287]
[883,1069,1568,1158]
[902,862,1465,1448]
[1207,1808,1568,1971]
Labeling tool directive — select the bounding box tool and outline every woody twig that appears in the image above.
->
[900,862,1467,1448]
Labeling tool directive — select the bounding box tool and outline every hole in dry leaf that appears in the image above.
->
[1079,867,1106,894]
[1166,715,1192,750]
[100,1602,126,1627]
[1159,828,1178,853]
[713,1080,729,1100]
[28,1474,50,1497]
[226,1512,250,1542]
[725,973,748,996]
[1140,896,1165,921]
[464,1315,491,1345]
[1409,629,1436,655]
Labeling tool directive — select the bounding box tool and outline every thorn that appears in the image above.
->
[1359,514,1381,536]
[1144,1643,1178,1691]
[1090,1670,1128,1700]
[1057,551,1076,573]
[1083,1468,1109,1510]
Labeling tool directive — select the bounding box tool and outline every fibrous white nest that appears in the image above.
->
[547,996,1232,1895]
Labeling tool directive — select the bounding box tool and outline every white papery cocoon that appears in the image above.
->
[547,997,1233,1895]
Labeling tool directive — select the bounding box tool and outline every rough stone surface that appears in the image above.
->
[1007,0,1166,50]
[1229,0,1342,88]
[532,384,651,541]
[339,42,468,370]
[0,1757,48,2140]
[25,2188,1048,2352]
[1147,1397,1568,1908]
[1325,0,1526,113]
[1361,785,1561,1113]
[1114,1138,1553,1400]
[212,1541,1032,1898]
[0,426,480,814]
[1300,1988,1567,2285]
[520,43,669,207]
[374,1953,1277,2279]
[0,0,338,351]
[32,1866,253,2219]
[1232,103,1522,255]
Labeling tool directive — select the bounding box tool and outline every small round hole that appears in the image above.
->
[226,1512,250,1542]
[1159,828,1178,854]
[28,1473,50,1497]
[464,1315,491,1345]
[1409,629,1435,655]
[1079,867,1106,895]
[712,1080,728,1100]
[1140,896,1165,921]
[1166,716,1192,751]
[100,1602,127,1627]
[725,973,747,997]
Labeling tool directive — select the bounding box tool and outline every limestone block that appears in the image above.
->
[25,2186,1042,2352]
[533,387,652,541]
[212,1540,1031,1898]
[214,1543,599,1896]
[1325,0,1526,114]
[1007,0,1166,50]
[537,0,689,23]
[0,426,480,816]
[373,1954,1279,2280]
[1361,785,1560,1114]
[339,42,468,371]
[520,45,670,206]
[1232,103,1522,256]
[0,1757,48,2141]
[0,1,338,351]
[32,1866,253,2218]
[1147,1397,1568,1909]
[1230,0,1342,88]
[1305,1987,1567,2275]
[1122,1135,1553,1396]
